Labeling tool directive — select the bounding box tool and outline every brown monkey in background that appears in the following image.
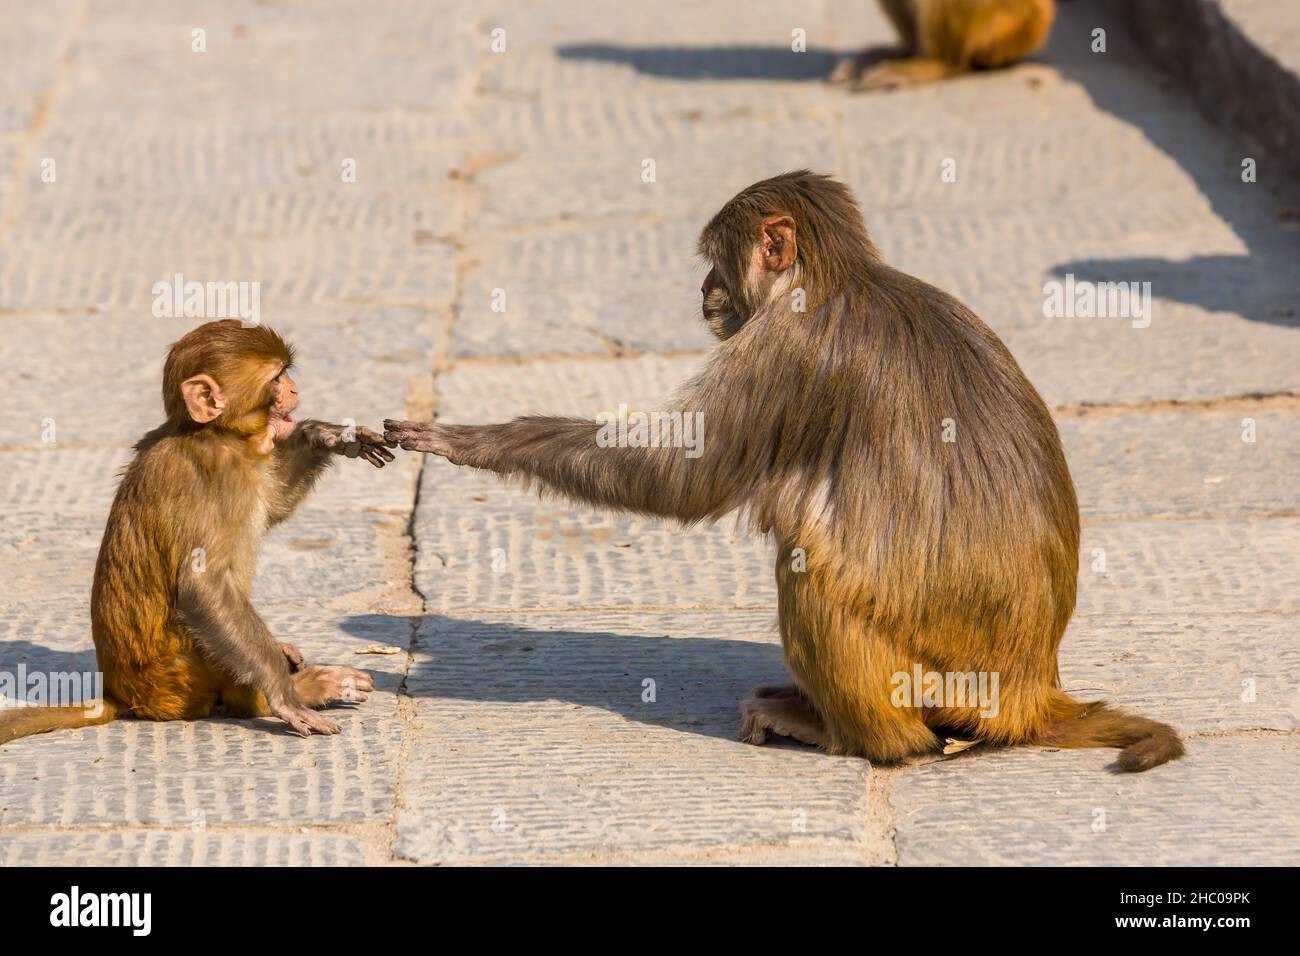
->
[386,171,1183,772]
[0,320,391,746]
[831,0,1054,90]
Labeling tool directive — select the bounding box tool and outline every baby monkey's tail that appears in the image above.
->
[1040,690,1183,772]
[0,697,122,745]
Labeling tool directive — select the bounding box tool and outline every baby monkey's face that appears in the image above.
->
[267,367,299,439]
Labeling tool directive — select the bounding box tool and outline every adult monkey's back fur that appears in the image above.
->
[386,171,1183,773]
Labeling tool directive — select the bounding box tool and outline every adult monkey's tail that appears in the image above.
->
[0,697,122,745]
[1040,690,1183,772]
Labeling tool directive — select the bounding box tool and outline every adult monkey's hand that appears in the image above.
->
[384,420,470,463]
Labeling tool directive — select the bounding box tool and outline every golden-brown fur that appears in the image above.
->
[1,320,390,745]
[385,171,1182,772]
[832,0,1055,90]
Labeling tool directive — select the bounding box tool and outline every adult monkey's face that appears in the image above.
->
[698,198,799,341]
[700,266,746,341]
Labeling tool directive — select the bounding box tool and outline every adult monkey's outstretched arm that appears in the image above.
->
[384,345,779,524]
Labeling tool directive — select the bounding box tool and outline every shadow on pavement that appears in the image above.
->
[556,43,872,81]
[0,640,98,677]
[345,613,793,744]
[1047,2,1300,328]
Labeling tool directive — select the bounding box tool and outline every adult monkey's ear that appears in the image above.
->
[181,374,225,423]
[759,215,797,273]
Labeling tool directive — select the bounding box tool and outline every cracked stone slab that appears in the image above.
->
[891,735,1300,866]
[0,711,400,828]
[0,307,433,447]
[0,828,368,866]
[396,609,886,864]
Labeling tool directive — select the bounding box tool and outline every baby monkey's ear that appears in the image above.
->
[181,374,225,423]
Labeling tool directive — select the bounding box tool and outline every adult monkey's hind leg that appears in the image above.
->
[123,652,223,722]
[768,571,941,763]
[739,685,827,747]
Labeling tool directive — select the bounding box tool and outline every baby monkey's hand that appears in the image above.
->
[302,421,396,468]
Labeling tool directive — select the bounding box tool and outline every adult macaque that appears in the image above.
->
[831,0,1054,90]
[0,320,389,746]
[386,171,1182,772]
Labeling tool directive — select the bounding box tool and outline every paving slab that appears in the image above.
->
[0,828,368,867]
[1,0,1296,868]
[396,609,887,865]
[452,222,713,357]
[413,491,774,611]
[891,735,1299,866]
[1058,615,1299,734]
[1060,406,1300,517]
[0,601,411,702]
[0,235,455,313]
[48,0,480,122]
[0,307,432,448]
[474,120,839,232]
[1102,0,1300,184]
[432,354,1300,517]
[414,355,1298,616]
[0,711,400,828]
[0,509,412,612]
[1075,517,1298,616]
[0,444,421,519]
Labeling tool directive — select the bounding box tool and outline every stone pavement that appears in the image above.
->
[0,1,1296,865]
